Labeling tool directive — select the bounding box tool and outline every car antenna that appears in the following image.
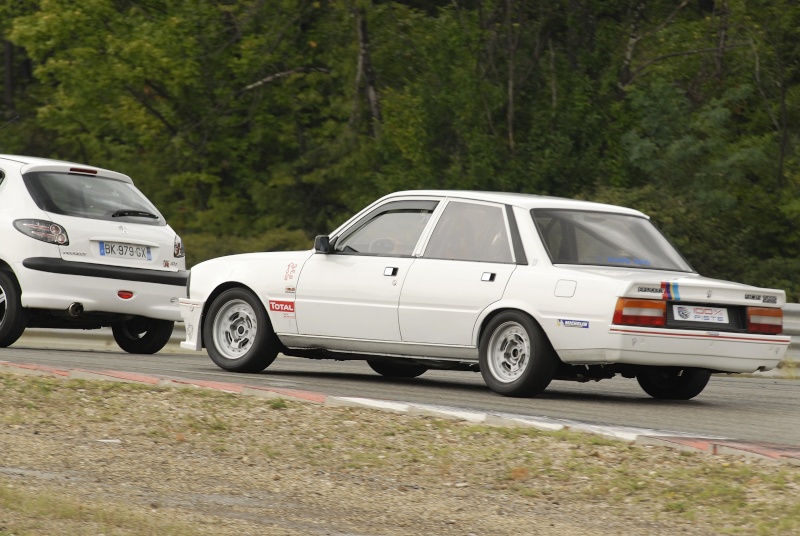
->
[0,114,20,132]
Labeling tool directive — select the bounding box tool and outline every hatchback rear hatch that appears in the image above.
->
[19,163,181,272]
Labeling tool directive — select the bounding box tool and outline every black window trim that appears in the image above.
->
[505,204,527,266]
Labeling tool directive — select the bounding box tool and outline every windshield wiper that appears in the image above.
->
[111,210,159,219]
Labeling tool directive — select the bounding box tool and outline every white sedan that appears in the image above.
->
[180,190,790,399]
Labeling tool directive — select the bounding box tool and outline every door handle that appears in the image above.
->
[384,267,398,276]
[481,272,496,282]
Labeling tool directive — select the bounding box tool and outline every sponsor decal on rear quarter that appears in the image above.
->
[558,319,589,328]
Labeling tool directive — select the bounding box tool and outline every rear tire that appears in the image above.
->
[203,288,280,373]
[636,367,711,400]
[0,271,27,347]
[479,311,557,397]
[367,359,428,378]
[112,317,174,354]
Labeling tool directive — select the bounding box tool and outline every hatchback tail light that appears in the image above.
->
[613,298,666,327]
[14,219,69,245]
[174,235,185,258]
[747,307,783,335]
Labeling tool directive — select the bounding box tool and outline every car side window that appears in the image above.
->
[334,200,437,256]
[423,201,513,263]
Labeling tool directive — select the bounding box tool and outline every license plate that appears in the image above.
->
[99,241,152,261]
[673,305,729,324]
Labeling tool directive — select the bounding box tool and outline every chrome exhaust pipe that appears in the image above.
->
[68,302,84,317]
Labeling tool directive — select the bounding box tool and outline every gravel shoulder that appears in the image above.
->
[2,372,799,536]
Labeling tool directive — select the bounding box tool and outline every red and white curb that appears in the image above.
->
[3,360,799,466]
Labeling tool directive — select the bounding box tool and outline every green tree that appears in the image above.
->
[4,0,799,296]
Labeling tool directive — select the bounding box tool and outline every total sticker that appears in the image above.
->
[269,300,295,317]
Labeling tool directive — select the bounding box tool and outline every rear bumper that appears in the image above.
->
[15,259,185,321]
[558,326,790,373]
[23,257,188,286]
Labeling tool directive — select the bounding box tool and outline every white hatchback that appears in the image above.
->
[180,190,790,399]
[0,155,187,353]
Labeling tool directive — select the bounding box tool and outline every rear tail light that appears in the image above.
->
[174,235,185,258]
[14,219,69,245]
[613,298,666,327]
[747,307,783,334]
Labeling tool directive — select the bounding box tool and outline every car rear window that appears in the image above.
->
[532,209,693,272]
[23,171,165,226]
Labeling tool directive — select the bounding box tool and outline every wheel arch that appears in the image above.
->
[0,262,22,295]
[0,260,16,277]
[475,302,553,350]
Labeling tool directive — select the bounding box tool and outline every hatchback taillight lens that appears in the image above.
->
[14,219,69,245]
[174,235,185,258]
[747,307,783,335]
[613,298,666,327]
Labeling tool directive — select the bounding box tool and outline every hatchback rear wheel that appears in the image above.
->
[0,271,28,347]
[112,316,174,354]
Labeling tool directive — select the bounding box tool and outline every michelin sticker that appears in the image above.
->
[558,319,589,328]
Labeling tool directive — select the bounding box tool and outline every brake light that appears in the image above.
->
[747,307,783,335]
[13,219,69,245]
[118,291,134,300]
[613,298,666,327]
[69,167,97,174]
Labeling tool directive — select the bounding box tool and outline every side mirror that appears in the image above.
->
[314,235,332,253]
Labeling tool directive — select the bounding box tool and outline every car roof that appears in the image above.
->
[383,190,648,217]
[1,154,86,167]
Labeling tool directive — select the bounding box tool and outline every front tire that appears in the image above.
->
[479,311,557,397]
[112,317,174,354]
[0,271,28,347]
[367,359,428,378]
[636,367,711,400]
[203,288,280,373]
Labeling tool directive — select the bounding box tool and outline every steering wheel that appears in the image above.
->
[369,237,397,254]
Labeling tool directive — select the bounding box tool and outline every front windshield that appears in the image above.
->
[532,209,693,272]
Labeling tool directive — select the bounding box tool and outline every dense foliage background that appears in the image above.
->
[2,1,799,297]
